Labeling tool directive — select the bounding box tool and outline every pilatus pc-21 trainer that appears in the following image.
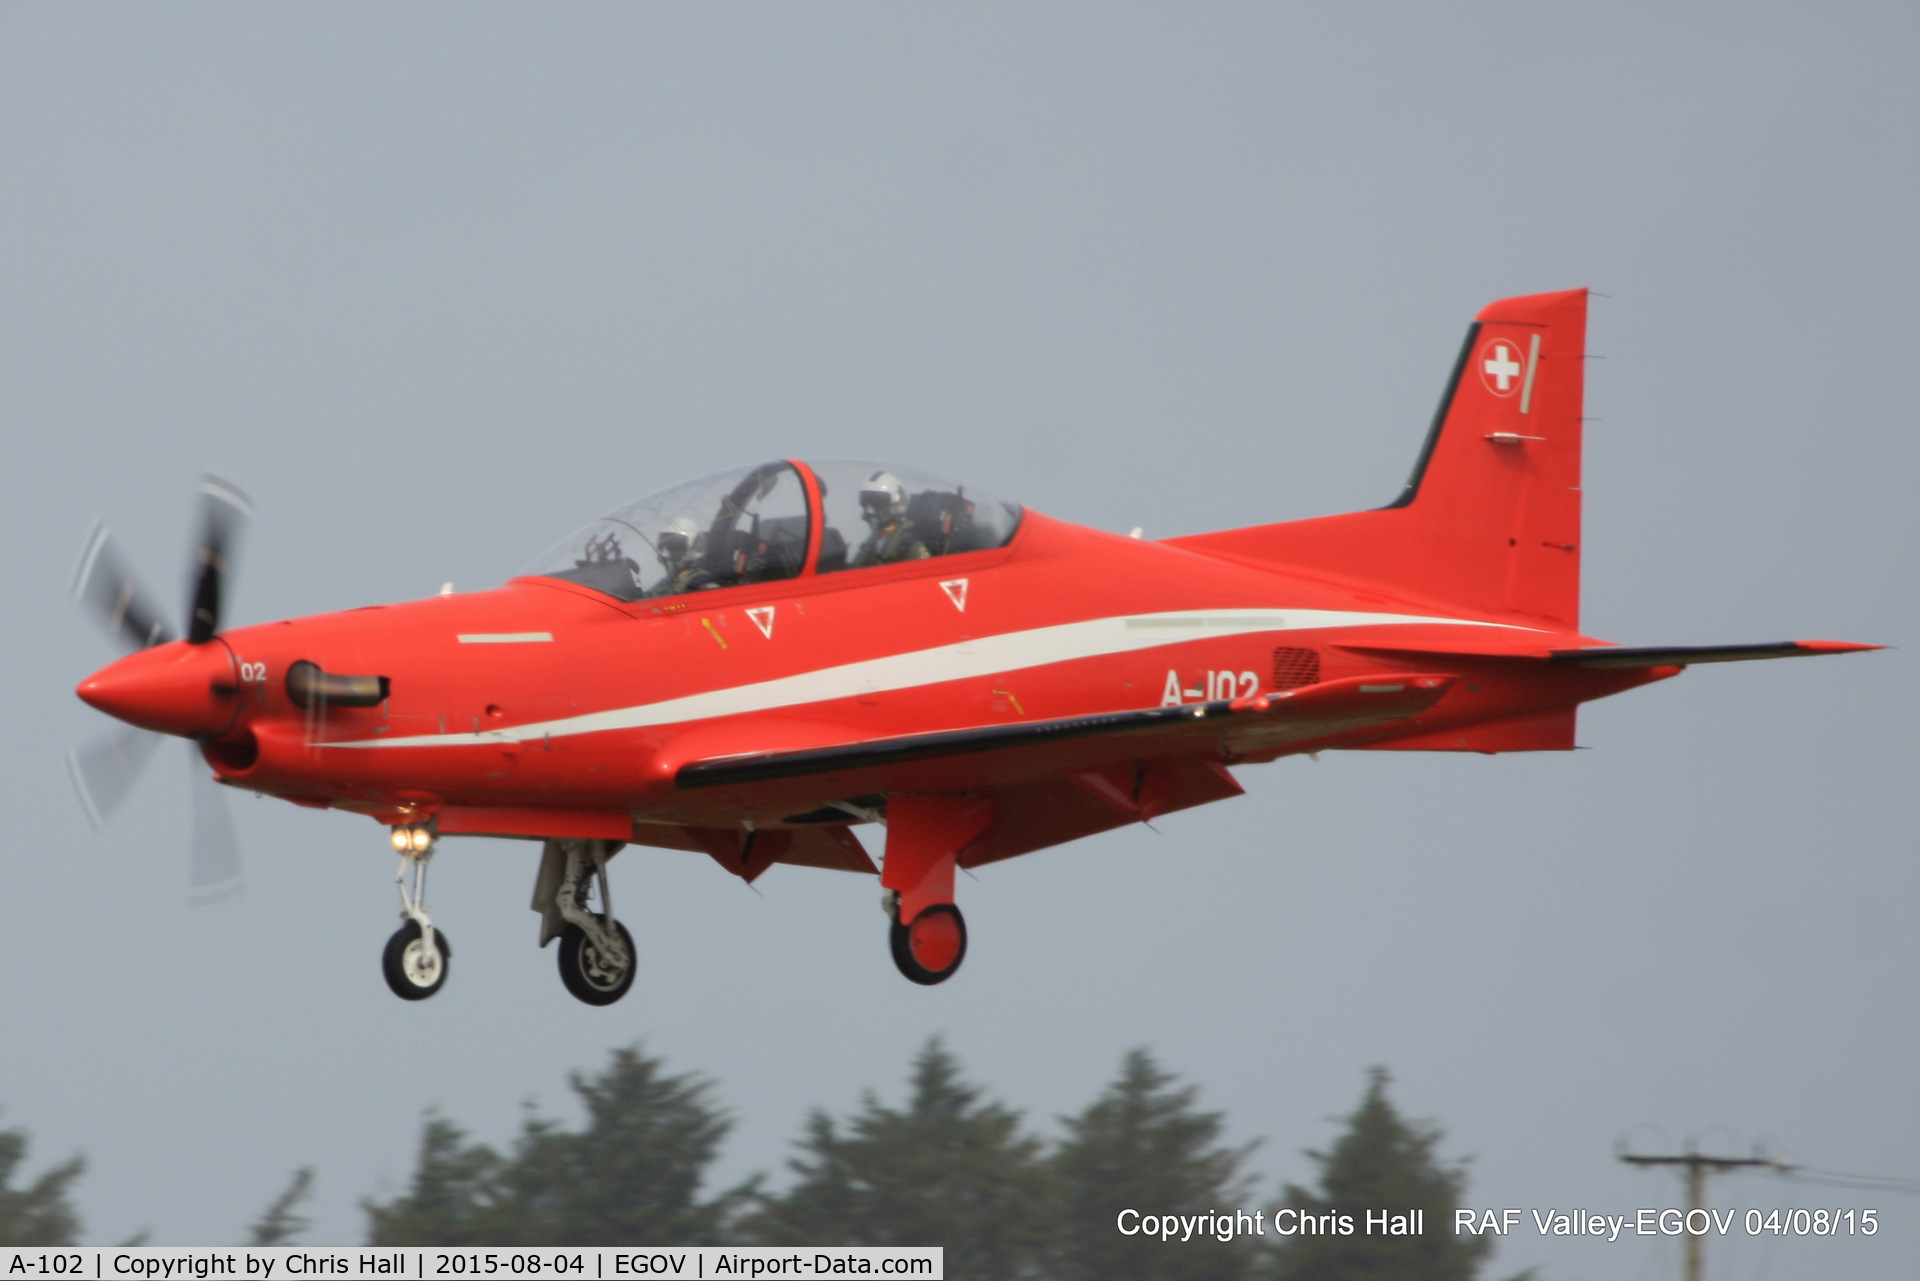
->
[72,289,1877,1004]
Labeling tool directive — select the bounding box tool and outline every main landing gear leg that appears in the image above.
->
[880,795,992,986]
[383,824,450,1000]
[534,838,636,1006]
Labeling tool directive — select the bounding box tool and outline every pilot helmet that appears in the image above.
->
[658,516,700,561]
[859,471,907,523]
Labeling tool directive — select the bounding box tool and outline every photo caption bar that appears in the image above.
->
[0,1249,942,1281]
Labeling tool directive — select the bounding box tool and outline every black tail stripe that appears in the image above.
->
[1384,321,1480,510]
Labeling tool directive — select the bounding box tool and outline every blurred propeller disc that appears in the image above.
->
[72,521,176,651]
[187,473,251,644]
[67,724,163,831]
[190,752,243,906]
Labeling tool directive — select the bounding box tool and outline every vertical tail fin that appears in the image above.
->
[1168,288,1588,626]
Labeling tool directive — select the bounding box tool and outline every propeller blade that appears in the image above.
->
[186,473,251,645]
[188,750,243,905]
[72,521,176,651]
[67,724,163,830]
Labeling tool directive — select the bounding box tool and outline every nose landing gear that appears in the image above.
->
[383,825,450,1000]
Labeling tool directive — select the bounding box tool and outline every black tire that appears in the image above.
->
[889,903,967,986]
[558,919,637,1006]
[382,921,450,1000]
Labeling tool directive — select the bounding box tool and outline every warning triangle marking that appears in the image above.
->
[746,606,776,639]
[939,578,969,612]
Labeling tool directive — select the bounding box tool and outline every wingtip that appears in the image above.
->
[1793,640,1885,655]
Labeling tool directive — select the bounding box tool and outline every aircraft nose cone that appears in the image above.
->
[77,639,241,738]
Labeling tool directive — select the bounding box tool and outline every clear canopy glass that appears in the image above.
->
[523,461,811,602]
[524,460,1022,602]
[808,461,1021,573]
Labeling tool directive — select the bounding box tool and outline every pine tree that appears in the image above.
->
[364,1046,743,1245]
[490,1046,747,1244]
[743,1039,1051,1278]
[1047,1048,1262,1281]
[1265,1068,1499,1281]
[0,1123,84,1247]
[364,1115,507,1245]
[249,1168,315,1246]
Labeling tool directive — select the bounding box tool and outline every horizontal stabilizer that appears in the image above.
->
[677,674,1454,790]
[1547,640,1882,669]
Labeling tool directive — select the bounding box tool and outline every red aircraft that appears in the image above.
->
[70,288,1876,1005]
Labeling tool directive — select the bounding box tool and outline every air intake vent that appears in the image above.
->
[1271,647,1321,690]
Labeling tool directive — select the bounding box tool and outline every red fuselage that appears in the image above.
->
[78,504,1660,855]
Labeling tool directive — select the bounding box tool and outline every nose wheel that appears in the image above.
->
[384,824,449,1000]
[383,919,450,999]
[890,902,967,985]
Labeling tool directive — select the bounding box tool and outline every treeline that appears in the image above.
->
[5,1043,1522,1280]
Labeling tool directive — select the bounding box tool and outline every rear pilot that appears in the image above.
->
[852,472,930,566]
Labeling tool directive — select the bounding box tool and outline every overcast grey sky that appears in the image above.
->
[2,5,1914,1275]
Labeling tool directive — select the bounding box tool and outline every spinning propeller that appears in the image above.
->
[69,475,251,905]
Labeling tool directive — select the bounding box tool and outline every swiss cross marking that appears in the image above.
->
[1479,336,1525,396]
[1485,344,1519,389]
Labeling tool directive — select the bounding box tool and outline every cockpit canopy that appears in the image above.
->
[523,460,1022,603]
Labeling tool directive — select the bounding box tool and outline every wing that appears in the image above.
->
[625,821,878,879]
[1546,640,1882,669]
[676,673,1455,793]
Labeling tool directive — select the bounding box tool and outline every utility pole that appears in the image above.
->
[1619,1149,1776,1281]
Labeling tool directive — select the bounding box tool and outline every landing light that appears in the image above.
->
[392,825,435,853]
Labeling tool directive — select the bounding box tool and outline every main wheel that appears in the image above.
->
[558,919,637,1006]
[382,921,450,1000]
[890,903,967,985]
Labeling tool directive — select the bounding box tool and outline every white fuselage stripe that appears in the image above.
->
[332,608,1538,749]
